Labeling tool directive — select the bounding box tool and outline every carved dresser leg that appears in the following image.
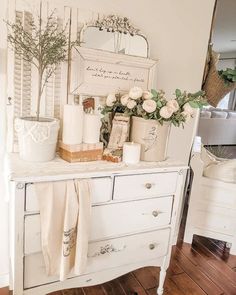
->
[157,267,166,295]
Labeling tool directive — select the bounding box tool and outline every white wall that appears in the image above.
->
[67,0,215,163]
[0,0,215,287]
[0,0,10,288]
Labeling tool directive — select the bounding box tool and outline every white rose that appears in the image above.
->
[159,106,174,119]
[129,86,143,100]
[142,99,157,113]
[181,111,191,122]
[183,103,194,115]
[106,94,116,107]
[120,94,130,106]
[166,99,179,112]
[142,91,153,100]
[127,99,137,109]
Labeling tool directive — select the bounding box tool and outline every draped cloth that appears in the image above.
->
[35,179,91,281]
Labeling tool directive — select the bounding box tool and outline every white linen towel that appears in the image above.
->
[35,179,91,281]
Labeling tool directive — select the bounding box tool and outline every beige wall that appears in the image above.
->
[0,0,215,286]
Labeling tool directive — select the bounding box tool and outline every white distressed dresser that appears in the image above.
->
[8,154,187,295]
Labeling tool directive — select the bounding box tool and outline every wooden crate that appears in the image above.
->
[59,141,103,163]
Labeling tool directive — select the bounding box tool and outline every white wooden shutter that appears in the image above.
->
[14,10,32,119]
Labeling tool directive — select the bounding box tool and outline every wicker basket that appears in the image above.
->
[203,51,236,107]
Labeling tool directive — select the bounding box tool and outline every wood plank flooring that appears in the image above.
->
[2,205,236,295]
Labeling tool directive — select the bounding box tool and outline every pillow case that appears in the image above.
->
[204,159,236,183]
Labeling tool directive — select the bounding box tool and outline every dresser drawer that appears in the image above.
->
[24,196,173,255]
[24,228,170,289]
[25,177,112,212]
[113,172,178,200]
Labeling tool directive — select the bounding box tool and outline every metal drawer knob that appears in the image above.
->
[149,244,155,250]
[145,183,152,189]
[152,210,159,217]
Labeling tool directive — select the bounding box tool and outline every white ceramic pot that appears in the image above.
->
[130,116,170,162]
[15,117,60,162]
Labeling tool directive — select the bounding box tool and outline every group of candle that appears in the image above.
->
[63,104,101,145]
[62,103,142,165]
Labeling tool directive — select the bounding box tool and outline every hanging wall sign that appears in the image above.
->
[71,47,157,96]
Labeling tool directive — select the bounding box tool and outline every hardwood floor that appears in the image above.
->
[2,204,236,295]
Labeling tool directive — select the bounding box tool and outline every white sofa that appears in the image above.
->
[197,109,236,145]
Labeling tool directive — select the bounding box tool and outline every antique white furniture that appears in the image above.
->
[184,150,236,255]
[8,154,187,295]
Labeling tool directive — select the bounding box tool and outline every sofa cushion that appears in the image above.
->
[204,159,236,183]
[227,112,236,119]
[211,111,228,119]
[200,111,211,118]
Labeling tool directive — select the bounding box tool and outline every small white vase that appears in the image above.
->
[15,117,60,162]
[130,116,170,162]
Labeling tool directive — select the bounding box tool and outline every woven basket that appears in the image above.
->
[203,51,236,107]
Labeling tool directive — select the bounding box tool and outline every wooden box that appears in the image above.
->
[59,141,103,163]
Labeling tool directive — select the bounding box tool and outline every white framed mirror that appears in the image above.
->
[80,15,149,58]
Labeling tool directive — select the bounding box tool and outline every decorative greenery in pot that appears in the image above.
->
[7,9,71,120]
[7,6,77,162]
[102,87,207,161]
[218,68,236,85]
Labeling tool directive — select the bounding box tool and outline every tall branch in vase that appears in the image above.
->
[6,2,72,121]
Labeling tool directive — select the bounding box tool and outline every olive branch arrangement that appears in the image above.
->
[6,4,79,121]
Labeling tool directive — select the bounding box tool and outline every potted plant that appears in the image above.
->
[102,87,207,161]
[7,8,71,162]
[203,50,236,107]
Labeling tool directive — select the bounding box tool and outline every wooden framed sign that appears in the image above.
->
[71,47,157,96]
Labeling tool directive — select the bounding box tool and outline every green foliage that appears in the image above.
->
[218,68,236,85]
[151,89,158,97]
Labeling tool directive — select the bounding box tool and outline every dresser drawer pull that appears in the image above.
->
[89,244,126,257]
[152,210,159,217]
[149,243,156,250]
[145,183,153,189]
[142,210,164,217]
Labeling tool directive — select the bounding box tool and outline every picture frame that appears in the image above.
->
[70,47,158,97]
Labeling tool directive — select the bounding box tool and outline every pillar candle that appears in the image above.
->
[62,104,84,145]
[123,142,141,164]
[83,113,101,144]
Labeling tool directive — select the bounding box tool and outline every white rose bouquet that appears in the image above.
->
[102,87,207,127]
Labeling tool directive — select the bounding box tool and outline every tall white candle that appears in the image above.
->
[62,104,84,145]
[83,113,101,144]
[123,142,141,164]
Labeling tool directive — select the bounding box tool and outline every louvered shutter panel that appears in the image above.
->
[14,11,32,118]
[12,10,33,148]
